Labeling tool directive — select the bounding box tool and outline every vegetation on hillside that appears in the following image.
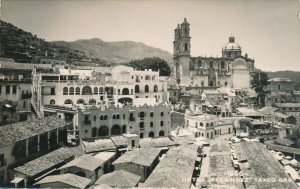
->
[125,57,171,76]
[0,20,88,62]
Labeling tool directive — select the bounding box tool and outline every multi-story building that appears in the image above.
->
[185,112,233,139]
[32,65,168,118]
[265,78,294,92]
[275,103,300,117]
[173,18,254,92]
[76,103,171,139]
[0,116,68,186]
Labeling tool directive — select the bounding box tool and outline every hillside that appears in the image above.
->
[0,20,88,62]
[267,71,300,84]
[53,38,173,64]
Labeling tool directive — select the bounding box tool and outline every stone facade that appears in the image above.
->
[173,18,255,90]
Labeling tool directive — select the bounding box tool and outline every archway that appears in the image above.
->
[154,85,158,92]
[135,85,140,93]
[118,97,133,104]
[77,99,85,104]
[50,99,55,105]
[64,99,73,105]
[159,130,164,137]
[69,87,74,95]
[89,99,96,105]
[82,86,92,95]
[63,87,68,95]
[122,88,129,95]
[111,125,121,135]
[149,132,154,138]
[98,126,109,136]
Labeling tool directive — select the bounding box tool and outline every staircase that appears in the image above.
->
[30,97,41,118]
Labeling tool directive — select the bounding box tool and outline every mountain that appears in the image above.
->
[53,38,173,64]
[267,71,300,84]
[0,20,88,62]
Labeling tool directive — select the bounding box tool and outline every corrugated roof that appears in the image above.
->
[35,173,91,188]
[113,148,161,167]
[0,116,68,147]
[95,170,140,187]
[14,147,74,177]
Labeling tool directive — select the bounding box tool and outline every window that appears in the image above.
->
[187,120,189,126]
[75,87,80,95]
[135,85,140,93]
[69,87,74,95]
[210,62,213,68]
[160,121,164,126]
[23,101,26,109]
[145,85,149,93]
[50,99,55,105]
[94,87,98,95]
[150,122,153,127]
[12,85,17,94]
[123,114,126,119]
[100,115,104,120]
[139,122,144,129]
[51,88,56,95]
[154,85,158,92]
[63,87,68,95]
[116,114,120,119]
[160,112,164,116]
[140,133,144,138]
[0,85,1,94]
[99,87,104,94]
[221,61,225,69]
[94,116,96,122]
[196,122,198,128]
[139,112,145,119]
[200,122,203,126]
[184,43,188,52]
[6,85,10,94]
[150,112,154,117]
[113,114,116,119]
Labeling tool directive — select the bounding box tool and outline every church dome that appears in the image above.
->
[223,36,241,50]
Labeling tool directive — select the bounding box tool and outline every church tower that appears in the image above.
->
[173,18,191,86]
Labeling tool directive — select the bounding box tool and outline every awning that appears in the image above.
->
[10,177,24,184]
[4,104,12,108]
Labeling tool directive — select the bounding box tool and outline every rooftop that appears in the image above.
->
[35,173,91,188]
[139,137,179,148]
[236,142,298,189]
[94,152,116,162]
[111,136,127,147]
[0,116,68,147]
[59,154,105,171]
[258,106,278,115]
[236,107,263,117]
[275,103,300,108]
[14,147,75,177]
[113,148,161,167]
[82,139,116,153]
[94,170,140,188]
[142,144,198,188]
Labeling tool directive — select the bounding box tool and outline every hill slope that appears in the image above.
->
[53,38,173,64]
[267,71,300,84]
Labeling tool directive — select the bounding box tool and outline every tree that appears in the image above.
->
[126,57,171,76]
[251,71,270,107]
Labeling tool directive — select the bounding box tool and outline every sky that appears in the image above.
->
[1,0,300,71]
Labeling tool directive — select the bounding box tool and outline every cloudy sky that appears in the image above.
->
[1,0,300,71]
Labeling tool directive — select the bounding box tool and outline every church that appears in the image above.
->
[173,18,255,93]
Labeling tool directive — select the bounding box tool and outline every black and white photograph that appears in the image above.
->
[0,0,300,188]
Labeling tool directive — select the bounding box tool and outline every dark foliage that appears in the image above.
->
[251,71,270,107]
[126,57,171,76]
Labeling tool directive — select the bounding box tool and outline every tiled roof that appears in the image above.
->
[142,144,198,188]
[113,148,161,167]
[95,170,140,188]
[111,136,127,147]
[35,173,91,188]
[14,147,75,177]
[59,154,105,171]
[0,116,67,147]
[139,137,179,148]
[82,139,116,153]
[236,108,263,117]
[94,152,116,162]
